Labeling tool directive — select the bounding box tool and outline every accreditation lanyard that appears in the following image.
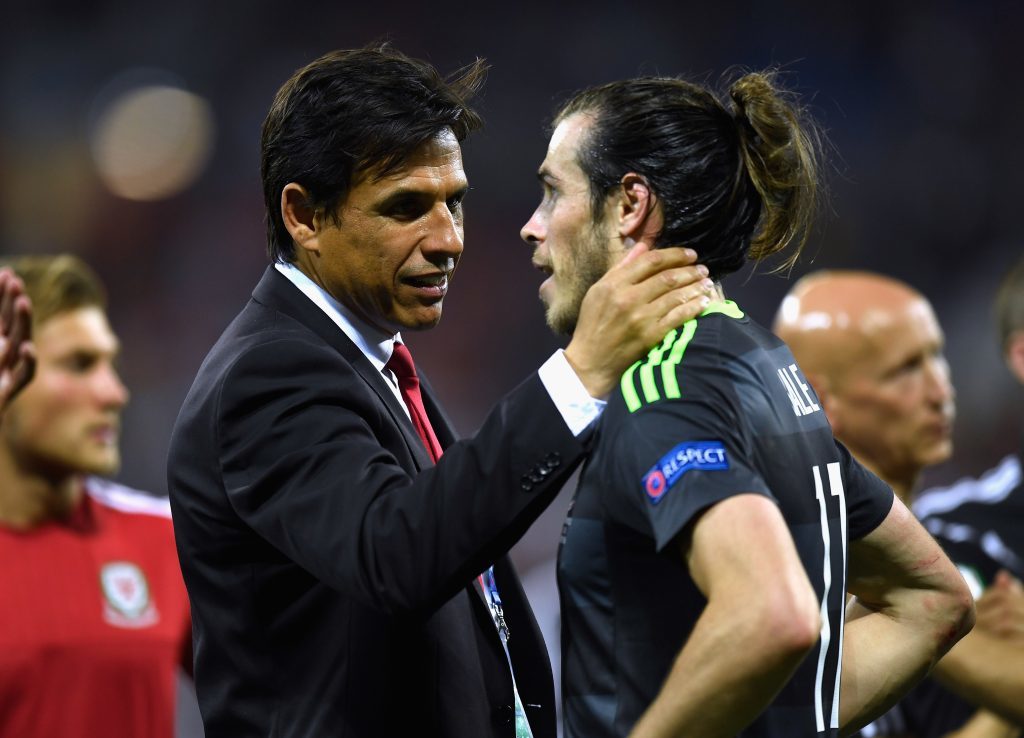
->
[477,566,535,738]
[477,566,510,643]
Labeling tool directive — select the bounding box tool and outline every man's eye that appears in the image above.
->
[388,201,424,219]
[895,356,925,376]
[62,354,95,373]
[385,195,430,219]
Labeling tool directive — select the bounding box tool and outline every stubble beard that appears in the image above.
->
[545,221,613,336]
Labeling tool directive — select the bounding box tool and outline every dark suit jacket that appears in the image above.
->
[168,267,584,738]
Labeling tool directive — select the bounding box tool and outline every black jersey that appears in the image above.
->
[915,452,1024,590]
[559,302,894,738]
[858,451,1024,738]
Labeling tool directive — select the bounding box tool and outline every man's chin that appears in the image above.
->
[393,306,444,333]
[917,441,954,470]
[78,454,121,478]
[544,304,578,337]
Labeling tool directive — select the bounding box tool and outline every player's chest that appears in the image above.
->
[0,529,187,651]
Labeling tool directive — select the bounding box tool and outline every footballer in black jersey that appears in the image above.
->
[520,72,974,738]
[560,303,892,737]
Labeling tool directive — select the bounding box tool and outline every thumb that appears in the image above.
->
[993,569,1022,592]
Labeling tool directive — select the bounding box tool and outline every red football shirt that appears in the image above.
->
[0,478,191,738]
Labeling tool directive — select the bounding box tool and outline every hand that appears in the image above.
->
[0,268,35,412]
[975,570,1024,641]
[564,243,712,398]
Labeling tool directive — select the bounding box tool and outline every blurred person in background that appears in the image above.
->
[0,254,193,738]
[520,72,972,738]
[168,43,712,738]
[775,269,1024,738]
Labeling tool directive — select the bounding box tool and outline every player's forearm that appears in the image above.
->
[932,631,1024,725]
[839,605,941,735]
[839,589,974,735]
[841,500,975,735]
[629,594,818,738]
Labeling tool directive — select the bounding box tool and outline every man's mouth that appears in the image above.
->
[404,272,449,300]
[532,262,556,302]
[88,424,120,445]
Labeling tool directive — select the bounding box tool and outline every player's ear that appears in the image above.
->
[615,173,663,245]
[1006,330,1024,386]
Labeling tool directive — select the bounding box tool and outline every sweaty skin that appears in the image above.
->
[774,271,955,503]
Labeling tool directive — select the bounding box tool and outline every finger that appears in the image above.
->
[647,287,713,336]
[0,270,14,335]
[997,569,1024,593]
[993,569,1018,591]
[9,341,36,397]
[1,296,30,373]
[13,295,31,341]
[611,246,700,285]
[631,267,714,307]
[617,239,652,266]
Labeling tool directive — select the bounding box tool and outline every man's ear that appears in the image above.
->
[616,172,662,244]
[281,183,319,256]
[1006,330,1024,386]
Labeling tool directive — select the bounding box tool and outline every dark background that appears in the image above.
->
[3,3,1021,732]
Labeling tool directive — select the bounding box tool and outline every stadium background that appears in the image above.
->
[4,2,1021,734]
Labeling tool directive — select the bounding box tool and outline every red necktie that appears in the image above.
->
[385,342,444,463]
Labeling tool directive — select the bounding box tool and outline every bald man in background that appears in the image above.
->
[775,270,1024,738]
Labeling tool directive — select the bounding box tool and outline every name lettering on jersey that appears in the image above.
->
[100,561,160,629]
[642,441,730,504]
[778,363,820,417]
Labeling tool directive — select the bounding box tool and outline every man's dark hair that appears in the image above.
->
[260,43,487,262]
[555,72,821,280]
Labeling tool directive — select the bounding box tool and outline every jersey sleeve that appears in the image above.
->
[602,390,774,552]
[836,440,895,540]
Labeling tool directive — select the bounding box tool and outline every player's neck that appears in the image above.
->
[0,450,84,530]
[708,283,727,305]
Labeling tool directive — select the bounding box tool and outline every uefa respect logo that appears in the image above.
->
[642,441,729,504]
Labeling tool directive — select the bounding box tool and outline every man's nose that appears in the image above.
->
[925,355,954,405]
[423,204,464,259]
[95,364,130,408]
[520,209,544,245]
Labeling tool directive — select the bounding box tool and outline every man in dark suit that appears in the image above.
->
[168,44,713,738]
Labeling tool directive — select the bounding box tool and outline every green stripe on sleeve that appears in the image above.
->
[621,360,643,412]
[638,329,677,405]
[661,320,698,399]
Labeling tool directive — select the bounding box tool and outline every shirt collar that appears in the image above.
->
[274,261,401,371]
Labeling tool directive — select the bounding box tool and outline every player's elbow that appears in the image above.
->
[916,562,976,658]
[757,580,822,657]
[937,571,975,651]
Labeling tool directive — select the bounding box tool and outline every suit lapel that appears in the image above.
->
[419,372,457,449]
[250,266,432,471]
